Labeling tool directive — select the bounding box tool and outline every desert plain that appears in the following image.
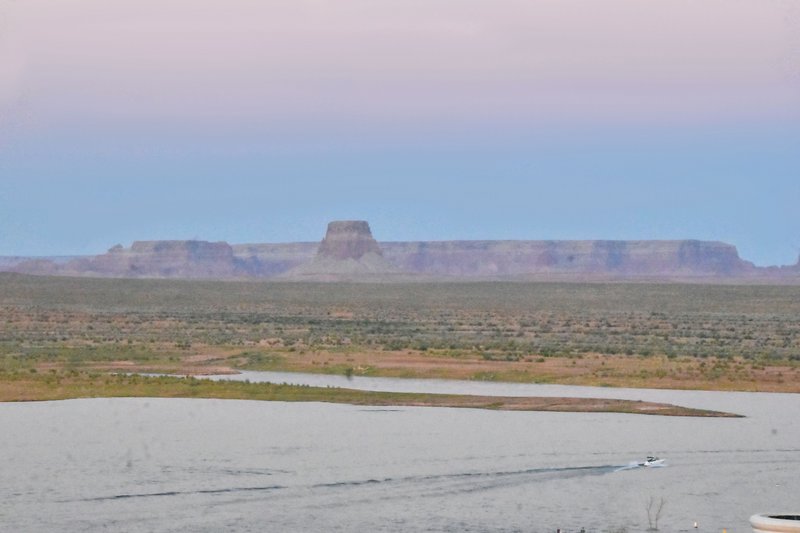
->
[2,273,798,417]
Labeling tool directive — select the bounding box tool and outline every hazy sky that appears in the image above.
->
[1,0,799,265]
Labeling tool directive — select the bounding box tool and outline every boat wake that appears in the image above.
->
[72,463,632,504]
[78,484,287,502]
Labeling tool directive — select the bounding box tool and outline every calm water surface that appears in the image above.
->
[1,372,798,532]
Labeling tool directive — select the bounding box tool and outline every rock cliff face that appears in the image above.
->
[284,221,398,279]
[61,240,242,278]
[232,242,317,275]
[317,221,384,260]
[3,220,795,282]
[380,239,753,278]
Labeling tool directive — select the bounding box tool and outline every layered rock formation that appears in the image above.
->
[232,242,317,275]
[284,221,399,279]
[31,240,245,279]
[3,220,797,282]
[380,239,754,278]
[317,221,384,259]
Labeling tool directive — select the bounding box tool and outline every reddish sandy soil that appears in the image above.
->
[51,347,800,393]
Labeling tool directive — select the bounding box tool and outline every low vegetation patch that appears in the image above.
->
[2,274,799,393]
[0,370,739,417]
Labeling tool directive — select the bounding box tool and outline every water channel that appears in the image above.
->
[2,371,797,532]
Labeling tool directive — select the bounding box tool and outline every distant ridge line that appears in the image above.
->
[1,220,798,282]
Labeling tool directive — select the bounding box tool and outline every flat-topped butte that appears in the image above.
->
[3,220,799,281]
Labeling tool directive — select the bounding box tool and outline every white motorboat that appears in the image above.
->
[640,456,665,467]
[751,514,800,533]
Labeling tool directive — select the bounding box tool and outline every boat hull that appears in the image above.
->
[751,514,800,533]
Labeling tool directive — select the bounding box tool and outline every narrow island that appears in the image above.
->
[0,371,739,417]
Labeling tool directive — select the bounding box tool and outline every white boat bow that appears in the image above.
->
[640,456,665,467]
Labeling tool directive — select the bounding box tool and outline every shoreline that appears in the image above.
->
[57,352,800,394]
[193,363,800,394]
[21,354,800,394]
[0,371,741,417]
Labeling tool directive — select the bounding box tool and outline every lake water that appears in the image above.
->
[1,372,798,532]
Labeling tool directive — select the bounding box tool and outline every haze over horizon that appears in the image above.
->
[1,0,799,266]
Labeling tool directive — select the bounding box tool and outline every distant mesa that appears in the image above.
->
[10,259,60,276]
[30,240,243,279]
[317,221,383,260]
[284,220,399,280]
[2,220,799,283]
[380,238,753,278]
[105,240,240,278]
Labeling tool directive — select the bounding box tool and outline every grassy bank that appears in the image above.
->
[0,370,738,417]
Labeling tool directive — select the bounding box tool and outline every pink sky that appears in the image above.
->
[2,0,799,130]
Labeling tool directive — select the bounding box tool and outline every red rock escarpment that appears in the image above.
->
[284,221,398,279]
[317,220,385,260]
[379,239,754,278]
[62,240,242,278]
[4,221,796,282]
